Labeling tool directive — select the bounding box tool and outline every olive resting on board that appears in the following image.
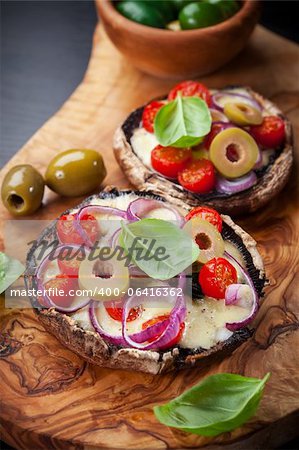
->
[45,149,107,197]
[1,164,45,216]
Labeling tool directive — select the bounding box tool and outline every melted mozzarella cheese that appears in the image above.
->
[130,127,159,168]
[59,193,252,351]
[180,297,248,349]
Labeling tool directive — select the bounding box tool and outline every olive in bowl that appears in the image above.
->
[1,165,45,216]
[96,0,261,78]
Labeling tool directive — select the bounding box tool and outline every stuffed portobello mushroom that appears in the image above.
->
[114,81,293,216]
[25,187,265,374]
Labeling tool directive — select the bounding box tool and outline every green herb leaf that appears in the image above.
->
[154,372,270,436]
[0,252,25,294]
[154,95,211,148]
[119,218,199,280]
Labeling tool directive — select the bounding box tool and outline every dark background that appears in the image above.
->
[0,1,299,449]
[1,0,299,167]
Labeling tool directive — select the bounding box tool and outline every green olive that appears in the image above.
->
[116,1,166,28]
[1,164,44,216]
[209,128,259,179]
[45,149,106,197]
[203,0,239,19]
[183,218,224,264]
[179,2,223,30]
[224,102,263,126]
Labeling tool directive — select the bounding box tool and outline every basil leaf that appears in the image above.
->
[0,252,25,294]
[119,218,199,280]
[154,373,270,436]
[154,95,211,148]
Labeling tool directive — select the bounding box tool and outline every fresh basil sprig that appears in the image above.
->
[119,218,199,280]
[154,95,211,148]
[154,372,270,436]
[0,252,25,294]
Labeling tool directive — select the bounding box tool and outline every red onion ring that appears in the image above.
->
[75,205,127,247]
[122,274,186,350]
[210,108,229,123]
[212,92,262,112]
[216,172,257,195]
[254,149,263,169]
[127,198,185,227]
[89,274,186,350]
[35,244,90,313]
[224,252,259,331]
[89,291,172,347]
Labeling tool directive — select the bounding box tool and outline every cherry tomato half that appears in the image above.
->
[178,159,215,193]
[199,257,237,299]
[58,249,83,277]
[105,301,142,322]
[249,116,285,148]
[151,145,192,179]
[185,206,222,232]
[168,80,212,106]
[43,275,76,308]
[142,100,164,133]
[57,213,99,245]
[142,314,185,349]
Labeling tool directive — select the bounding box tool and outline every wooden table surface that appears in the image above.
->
[1,7,299,450]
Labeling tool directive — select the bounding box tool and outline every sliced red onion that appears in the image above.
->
[254,149,263,169]
[212,92,262,112]
[109,227,122,248]
[122,274,186,350]
[226,284,255,309]
[89,274,186,349]
[35,244,90,313]
[224,252,259,331]
[89,293,174,346]
[210,108,229,123]
[89,301,127,346]
[127,198,185,227]
[216,172,257,195]
[75,205,127,247]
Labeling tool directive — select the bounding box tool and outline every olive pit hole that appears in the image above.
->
[226,144,240,162]
[238,104,249,113]
[195,233,211,250]
[93,261,113,279]
[7,194,25,211]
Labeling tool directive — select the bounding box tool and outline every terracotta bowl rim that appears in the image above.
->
[97,0,260,39]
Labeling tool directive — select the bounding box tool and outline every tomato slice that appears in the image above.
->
[199,257,237,299]
[57,213,99,245]
[168,80,212,106]
[142,100,164,133]
[178,159,215,193]
[58,249,82,277]
[43,275,76,308]
[249,116,285,148]
[105,302,142,322]
[151,145,192,179]
[185,206,222,232]
[142,314,185,349]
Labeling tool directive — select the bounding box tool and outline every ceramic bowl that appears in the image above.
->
[96,0,261,79]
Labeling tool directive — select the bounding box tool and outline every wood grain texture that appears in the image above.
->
[0,23,299,450]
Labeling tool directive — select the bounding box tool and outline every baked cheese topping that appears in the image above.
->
[62,194,252,351]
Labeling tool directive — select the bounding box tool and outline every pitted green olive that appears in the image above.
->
[45,149,107,197]
[210,128,258,179]
[224,102,263,126]
[1,164,45,216]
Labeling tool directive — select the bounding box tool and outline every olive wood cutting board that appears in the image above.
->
[0,21,299,450]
